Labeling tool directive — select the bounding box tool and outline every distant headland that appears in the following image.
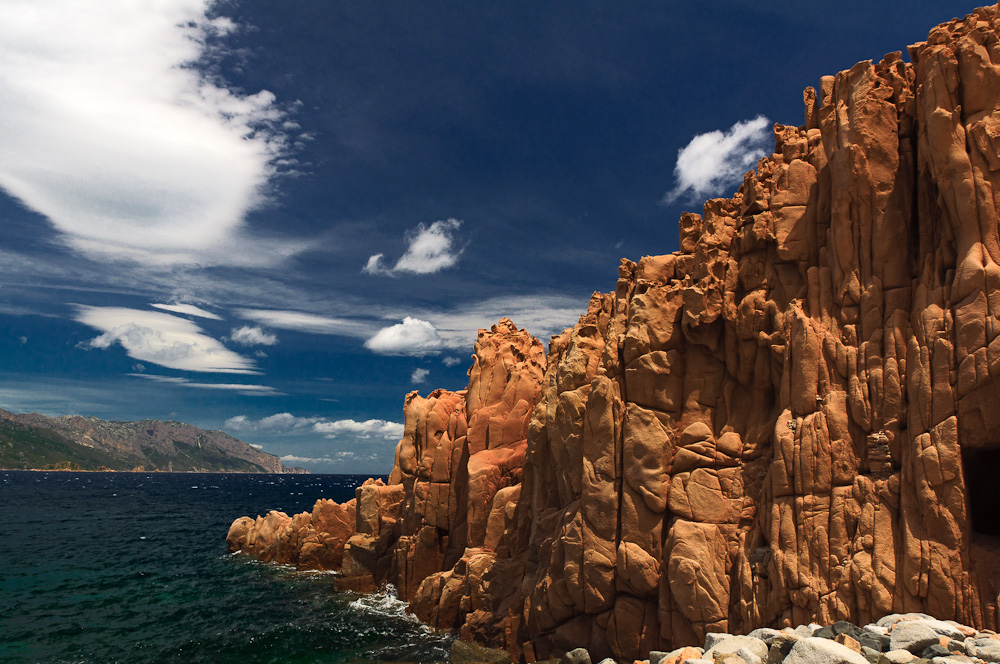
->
[0,408,306,473]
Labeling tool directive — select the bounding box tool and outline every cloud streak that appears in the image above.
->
[130,374,279,395]
[663,115,772,205]
[76,306,258,374]
[0,1,301,266]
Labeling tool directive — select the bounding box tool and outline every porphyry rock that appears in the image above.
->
[227,5,1000,662]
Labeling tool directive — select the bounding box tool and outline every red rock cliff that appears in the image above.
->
[229,5,1000,661]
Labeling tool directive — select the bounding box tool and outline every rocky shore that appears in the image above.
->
[454,613,1000,664]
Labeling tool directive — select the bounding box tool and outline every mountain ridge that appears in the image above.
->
[0,408,306,473]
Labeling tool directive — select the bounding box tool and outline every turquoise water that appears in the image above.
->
[0,471,452,663]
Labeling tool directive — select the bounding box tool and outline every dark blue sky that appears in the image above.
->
[0,1,977,471]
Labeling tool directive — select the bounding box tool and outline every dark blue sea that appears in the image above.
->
[0,471,452,663]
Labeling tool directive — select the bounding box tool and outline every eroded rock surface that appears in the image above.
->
[229,7,1000,662]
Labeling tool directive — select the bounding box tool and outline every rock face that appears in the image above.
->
[229,6,1000,661]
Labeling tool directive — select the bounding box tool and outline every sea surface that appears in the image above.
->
[0,471,452,663]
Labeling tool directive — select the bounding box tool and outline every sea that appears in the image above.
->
[0,471,453,664]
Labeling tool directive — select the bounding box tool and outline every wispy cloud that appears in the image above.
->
[442,356,463,367]
[662,115,771,205]
[228,325,278,346]
[363,219,464,275]
[151,303,222,320]
[75,306,258,374]
[236,309,376,338]
[411,367,429,384]
[0,1,304,266]
[365,317,444,356]
[129,374,279,395]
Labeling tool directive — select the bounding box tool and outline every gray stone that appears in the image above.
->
[559,648,592,664]
[970,637,1000,662]
[783,637,870,664]
[703,636,767,661]
[877,650,916,664]
[859,646,880,663]
[748,628,787,646]
[920,645,951,659]
[858,631,890,653]
[450,640,511,664]
[816,621,865,643]
[793,625,815,638]
[876,614,935,629]
[705,633,734,651]
[649,651,670,664]
[889,622,942,655]
[735,647,762,664]
[681,660,712,664]
[596,659,616,664]
[766,635,800,664]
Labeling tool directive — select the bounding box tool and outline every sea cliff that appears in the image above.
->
[228,5,1000,661]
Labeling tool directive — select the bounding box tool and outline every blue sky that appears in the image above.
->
[0,1,976,472]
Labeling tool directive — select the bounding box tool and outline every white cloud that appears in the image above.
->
[364,317,444,356]
[442,356,463,367]
[225,412,320,431]
[130,373,279,395]
[0,1,303,266]
[151,303,222,320]
[226,413,404,441]
[76,306,258,373]
[314,419,405,440]
[228,325,278,346]
[364,219,464,275]
[423,293,586,349]
[236,309,376,338]
[411,368,430,384]
[281,454,332,464]
[249,443,263,450]
[663,115,772,205]
[18,336,28,344]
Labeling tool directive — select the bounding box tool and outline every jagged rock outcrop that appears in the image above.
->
[229,6,1000,662]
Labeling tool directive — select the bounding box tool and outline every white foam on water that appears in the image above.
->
[348,584,420,624]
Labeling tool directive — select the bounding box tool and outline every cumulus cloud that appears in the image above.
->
[225,412,320,431]
[364,317,444,356]
[18,336,28,344]
[411,368,430,384]
[662,116,772,205]
[130,373,279,395]
[314,419,405,440]
[442,357,463,367]
[76,306,258,373]
[236,309,376,338]
[226,413,404,441]
[363,219,464,275]
[151,303,222,320]
[0,1,303,266]
[228,325,278,346]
